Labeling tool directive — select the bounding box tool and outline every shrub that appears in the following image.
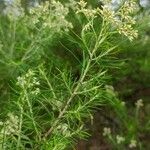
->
[0,0,149,149]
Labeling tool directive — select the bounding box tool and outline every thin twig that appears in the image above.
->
[43,19,106,139]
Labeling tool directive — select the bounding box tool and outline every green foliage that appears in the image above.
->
[0,0,149,149]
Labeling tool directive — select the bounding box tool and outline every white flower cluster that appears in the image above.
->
[17,69,40,96]
[116,135,125,144]
[103,127,111,136]
[129,139,137,148]
[76,0,98,19]
[105,85,116,96]
[28,1,73,32]
[56,123,70,137]
[99,5,116,23]
[99,0,139,41]
[0,113,19,136]
[3,0,24,20]
[102,127,138,148]
[135,99,144,108]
